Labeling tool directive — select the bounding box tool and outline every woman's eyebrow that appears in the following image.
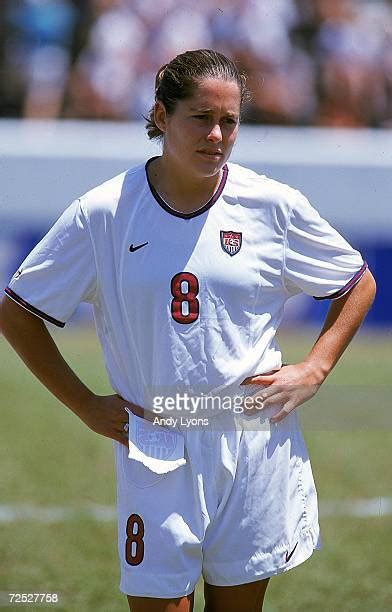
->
[188,107,238,116]
[188,107,212,112]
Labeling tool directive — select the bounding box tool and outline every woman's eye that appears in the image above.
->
[192,115,237,124]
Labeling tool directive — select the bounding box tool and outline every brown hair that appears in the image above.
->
[145,49,248,140]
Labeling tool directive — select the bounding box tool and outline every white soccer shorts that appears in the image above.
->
[114,406,320,598]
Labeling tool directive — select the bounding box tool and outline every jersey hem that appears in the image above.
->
[4,287,66,328]
[203,528,321,586]
[119,535,320,597]
[119,572,197,599]
[313,261,368,301]
[119,584,196,599]
[203,542,320,587]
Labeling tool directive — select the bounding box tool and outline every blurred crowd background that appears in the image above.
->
[1,0,392,127]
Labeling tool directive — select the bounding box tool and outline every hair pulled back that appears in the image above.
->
[145,49,248,140]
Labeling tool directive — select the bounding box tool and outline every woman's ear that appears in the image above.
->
[154,101,167,135]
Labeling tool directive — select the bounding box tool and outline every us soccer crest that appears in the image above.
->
[220,230,242,256]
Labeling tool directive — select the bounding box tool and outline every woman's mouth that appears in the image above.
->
[197,150,223,160]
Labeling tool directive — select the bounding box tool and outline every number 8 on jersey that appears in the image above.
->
[170,272,199,324]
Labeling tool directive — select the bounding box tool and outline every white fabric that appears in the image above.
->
[114,409,320,596]
[7,160,365,594]
[7,161,365,411]
[283,189,364,298]
[127,411,186,474]
[7,198,97,322]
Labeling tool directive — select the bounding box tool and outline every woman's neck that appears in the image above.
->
[147,156,223,214]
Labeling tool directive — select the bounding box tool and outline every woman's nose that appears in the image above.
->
[207,124,222,142]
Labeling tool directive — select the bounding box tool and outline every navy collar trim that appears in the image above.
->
[145,156,228,219]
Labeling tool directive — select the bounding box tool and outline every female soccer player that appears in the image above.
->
[0,50,376,612]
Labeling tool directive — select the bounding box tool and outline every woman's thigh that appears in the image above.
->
[127,591,194,612]
[203,579,270,612]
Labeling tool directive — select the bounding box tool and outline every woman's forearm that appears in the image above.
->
[303,269,377,383]
[0,295,94,417]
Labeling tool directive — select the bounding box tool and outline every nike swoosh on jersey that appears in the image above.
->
[285,542,298,563]
[129,242,149,252]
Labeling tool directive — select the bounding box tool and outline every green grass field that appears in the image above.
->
[1,325,391,611]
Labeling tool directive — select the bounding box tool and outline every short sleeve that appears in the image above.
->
[283,193,367,300]
[4,199,97,327]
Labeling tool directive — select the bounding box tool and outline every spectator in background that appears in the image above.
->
[313,0,389,127]
[1,0,392,127]
[4,0,77,119]
[382,6,392,126]
[67,0,146,120]
[129,0,213,121]
[231,0,317,125]
[0,2,10,115]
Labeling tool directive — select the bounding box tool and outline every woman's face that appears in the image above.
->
[156,78,241,179]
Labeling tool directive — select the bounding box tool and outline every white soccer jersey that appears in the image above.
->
[5,160,367,408]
